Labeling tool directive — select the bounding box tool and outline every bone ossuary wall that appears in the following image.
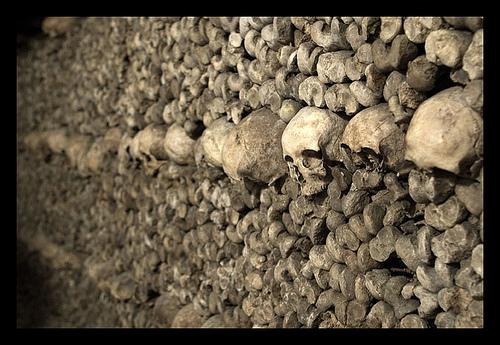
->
[17,17,483,328]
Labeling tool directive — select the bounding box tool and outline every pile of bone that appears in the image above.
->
[18,16,483,328]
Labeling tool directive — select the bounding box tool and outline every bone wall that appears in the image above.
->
[17,16,483,328]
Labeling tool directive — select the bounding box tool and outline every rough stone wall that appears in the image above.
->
[17,17,483,328]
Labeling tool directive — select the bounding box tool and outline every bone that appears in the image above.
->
[424,196,468,231]
[349,80,381,107]
[317,51,353,84]
[408,169,456,204]
[383,200,410,226]
[316,289,340,313]
[455,263,482,299]
[463,79,483,113]
[281,106,347,196]
[199,118,234,168]
[313,267,330,290]
[357,243,381,273]
[437,287,473,314]
[335,224,360,251]
[19,16,484,329]
[297,42,323,75]
[326,210,347,232]
[354,274,372,303]
[365,63,387,97]
[309,245,335,271]
[222,107,287,184]
[383,276,419,319]
[379,17,402,43]
[298,76,327,107]
[463,29,483,80]
[278,99,302,123]
[405,87,483,177]
[383,70,406,102]
[345,22,366,51]
[303,217,328,245]
[310,19,350,51]
[341,103,406,171]
[324,84,361,115]
[403,17,443,44]
[369,226,402,262]
[395,234,420,272]
[434,312,457,328]
[431,222,480,264]
[400,314,428,328]
[434,258,457,287]
[258,79,282,112]
[471,244,483,278]
[326,233,349,264]
[342,190,370,218]
[42,17,79,36]
[345,56,367,81]
[416,265,445,293]
[406,55,439,92]
[372,35,418,73]
[366,301,397,328]
[348,214,373,243]
[443,17,483,32]
[416,225,438,264]
[352,169,383,192]
[425,29,473,68]
[413,285,439,319]
[339,267,357,300]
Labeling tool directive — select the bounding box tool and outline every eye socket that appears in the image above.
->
[301,150,323,169]
[302,149,322,159]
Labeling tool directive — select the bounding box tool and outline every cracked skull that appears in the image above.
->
[281,106,347,196]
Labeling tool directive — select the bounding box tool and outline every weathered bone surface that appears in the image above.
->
[405,86,483,177]
[199,117,235,167]
[222,107,287,184]
[17,16,483,328]
[281,106,346,196]
[340,104,405,171]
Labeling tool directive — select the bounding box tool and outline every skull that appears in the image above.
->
[129,124,170,172]
[340,103,405,171]
[405,86,483,177]
[65,135,92,169]
[199,117,235,168]
[281,106,347,196]
[164,123,196,165]
[221,107,287,185]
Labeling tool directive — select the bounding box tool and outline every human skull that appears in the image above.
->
[340,103,405,171]
[281,106,347,196]
[164,123,196,165]
[129,124,170,172]
[44,129,69,154]
[65,135,92,169]
[405,86,483,177]
[221,107,287,185]
[199,117,235,168]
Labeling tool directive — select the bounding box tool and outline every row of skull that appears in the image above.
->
[24,85,481,197]
[212,85,482,197]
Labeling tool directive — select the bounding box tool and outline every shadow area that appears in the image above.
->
[16,239,54,328]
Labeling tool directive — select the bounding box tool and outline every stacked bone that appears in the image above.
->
[17,16,483,328]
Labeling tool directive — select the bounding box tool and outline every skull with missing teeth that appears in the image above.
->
[281,106,347,196]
